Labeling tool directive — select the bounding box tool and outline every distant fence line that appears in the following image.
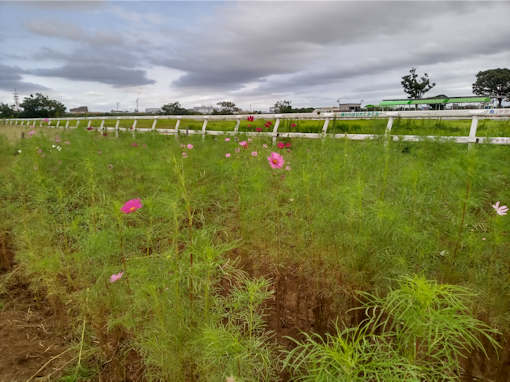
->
[2,109,510,145]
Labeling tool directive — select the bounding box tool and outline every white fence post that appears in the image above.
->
[115,117,120,137]
[202,118,208,140]
[175,118,181,139]
[56,120,60,128]
[468,116,479,150]
[65,119,70,129]
[272,118,280,145]
[75,119,80,129]
[151,117,158,131]
[386,117,394,134]
[100,119,105,133]
[132,119,137,138]
[87,119,92,130]
[322,118,330,138]
[234,118,240,134]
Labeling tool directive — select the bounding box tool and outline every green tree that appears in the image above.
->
[0,103,17,118]
[161,101,188,115]
[214,101,240,115]
[273,100,293,113]
[19,93,66,118]
[401,68,436,100]
[472,68,510,108]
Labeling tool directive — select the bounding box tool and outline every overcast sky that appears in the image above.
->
[1,0,509,112]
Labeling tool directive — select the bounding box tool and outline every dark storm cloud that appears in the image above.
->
[0,64,48,92]
[32,64,155,87]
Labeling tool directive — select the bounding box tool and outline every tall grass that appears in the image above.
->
[0,126,508,380]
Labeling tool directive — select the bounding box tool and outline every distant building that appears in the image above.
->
[111,110,130,114]
[70,106,88,113]
[314,103,361,113]
[379,95,491,110]
[145,107,161,114]
[192,105,215,114]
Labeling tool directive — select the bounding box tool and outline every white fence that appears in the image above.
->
[2,109,510,145]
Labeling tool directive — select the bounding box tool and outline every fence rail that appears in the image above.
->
[2,109,510,145]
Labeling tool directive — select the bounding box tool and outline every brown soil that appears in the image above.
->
[0,275,75,382]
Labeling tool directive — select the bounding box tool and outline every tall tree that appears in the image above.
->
[273,100,293,113]
[214,101,240,115]
[472,68,510,108]
[161,101,188,115]
[401,68,436,99]
[19,93,66,118]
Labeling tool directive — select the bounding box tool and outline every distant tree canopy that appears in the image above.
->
[273,100,293,113]
[19,93,66,118]
[161,101,189,115]
[472,68,510,108]
[401,68,436,99]
[213,101,240,115]
[273,100,315,113]
[0,103,17,118]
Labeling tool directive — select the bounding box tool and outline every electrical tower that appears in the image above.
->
[13,89,19,111]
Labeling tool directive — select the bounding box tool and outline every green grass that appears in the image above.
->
[0,127,509,381]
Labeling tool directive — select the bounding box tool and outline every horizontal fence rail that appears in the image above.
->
[2,109,510,145]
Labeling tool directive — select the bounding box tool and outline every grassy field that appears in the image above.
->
[7,116,510,137]
[0,125,509,381]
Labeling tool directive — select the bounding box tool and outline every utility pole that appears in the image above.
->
[13,89,19,111]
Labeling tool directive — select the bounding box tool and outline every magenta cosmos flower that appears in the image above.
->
[247,116,254,122]
[291,123,297,128]
[256,127,262,132]
[187,144,194,149]
[277,142,285,149]
[251,151,258,157]
[109,272,124,283]
[267,152,284,169]
[121,198,142,214]
[239,141,248,148]
[492,201,508,216]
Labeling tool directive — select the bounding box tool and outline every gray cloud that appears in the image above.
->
[32,63,155,87]
[0,64,48,92]
[158,1,508,94]
[26,20,123,45]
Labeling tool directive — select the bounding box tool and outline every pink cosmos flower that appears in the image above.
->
[263,144,268,148]
[285,165,291,171]
[55,136,61,143]
[28,130,36,137]
[121,198,142,214]
[251,151,258,157]
[256,127,262,132]
[109,272,124,283]
[225,137,231,142]
[267,152,284,169]
[277,142,285,149]
[131,142,138,147]
[239,141,248,148]
[43,118,49,123]
[247,116,254,122]
[285,142,291,148]
[182,152,188,158]
[187,144,194,149]
[225,153,231,158]
[492,201,508,216]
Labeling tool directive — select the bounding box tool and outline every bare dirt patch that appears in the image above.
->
[0,275,74,382]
